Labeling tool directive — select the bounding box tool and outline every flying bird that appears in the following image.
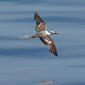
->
[24,12,58,56]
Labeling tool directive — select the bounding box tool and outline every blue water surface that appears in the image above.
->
[0,0,85,85]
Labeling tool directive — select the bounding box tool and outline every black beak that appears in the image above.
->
[54,33,58,35]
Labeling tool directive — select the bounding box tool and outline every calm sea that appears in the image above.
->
[0,0,85,85]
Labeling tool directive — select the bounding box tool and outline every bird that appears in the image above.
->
[24,12,58,56]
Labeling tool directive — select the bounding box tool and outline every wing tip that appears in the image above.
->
[34,12,39,20]
[54,52,58,56]
[34,12,38,15]
[52,49,58,56]
[34,12,44,23]
[49,48,58,56]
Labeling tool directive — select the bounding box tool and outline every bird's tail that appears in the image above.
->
[22,34,36,39]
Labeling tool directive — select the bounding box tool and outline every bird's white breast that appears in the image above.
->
[44,31,51,35]
[37,31,51,36]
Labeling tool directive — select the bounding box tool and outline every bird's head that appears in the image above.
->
[48,31,58,35]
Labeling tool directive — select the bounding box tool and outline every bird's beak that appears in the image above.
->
[54,32,58,35]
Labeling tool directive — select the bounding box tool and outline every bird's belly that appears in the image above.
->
[37,31,50,37]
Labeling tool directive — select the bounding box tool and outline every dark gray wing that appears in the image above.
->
[39,35,58,56]
[34,12,46,32]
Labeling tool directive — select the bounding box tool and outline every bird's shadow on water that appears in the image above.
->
[62,82,85,85]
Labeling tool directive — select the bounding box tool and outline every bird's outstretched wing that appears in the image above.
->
[34,12,46,32]
[39,35,58,56]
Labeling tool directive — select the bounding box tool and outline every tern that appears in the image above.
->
[24,12,58,56]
